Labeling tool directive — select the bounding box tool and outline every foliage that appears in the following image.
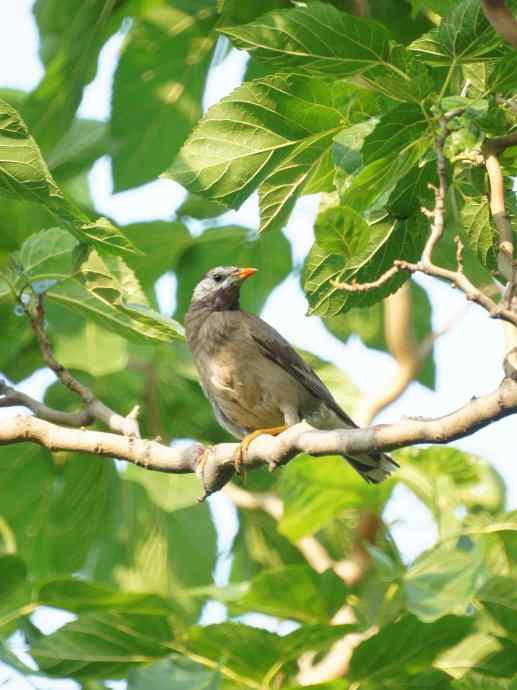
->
[1,0,517,688]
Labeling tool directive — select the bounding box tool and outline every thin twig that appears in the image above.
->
[0,380,93,427]
[24,294,140,437]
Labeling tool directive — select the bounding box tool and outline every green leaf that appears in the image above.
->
[53,319,128,376]
[217,0,291,27]
[221,2,391,77]
[387,159,437,218]
[0,446,118,578]
[361,43,436,104]
[89,478,217,624]
[404,544,488,622]
[279,455,391,541]
[31,612,173,679]
[233,565,348,623]
[436,632,517,680]
[128,657,221,690]
[168,75,358,232]
[47,118,107,183]
[123,221,191,291]
[349,615,473,682]
[111,0,217,191]
[409,0,503,66]
[0,554,32,632]
[180,622,353,685]
[362,104,429,165]
[27,0,124,152]
[454,168,498,271]
[451,672,517,690]
[397,447,506,522]
[229,507,307,583]
[303,212,429,316]
[176,194,227,221]
[47,253,184,344]
[0,97,62,202]
[16,227,80,286]
[0,98,137,256]
[180,623,283,684]
[342,143,431,214]
[478,576,517,641]
[38,579,173,616]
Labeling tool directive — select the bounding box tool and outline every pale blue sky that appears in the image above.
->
[0,3,515,688]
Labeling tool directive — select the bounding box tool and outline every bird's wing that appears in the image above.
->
[243,313,357,428]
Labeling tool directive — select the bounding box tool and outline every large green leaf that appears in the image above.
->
[47,252,185,344]
[26,0,125,152]
[303,211,429,316]
[31,612,173,679]
[123,221,191,291]
[409,0,503,65]
[349,615,474,682]
[38,579,174,616]
[233,565,348,623]
[53,318,128,376]
[0,99,137,256]
[222,2,391,77]
[168,76,364,232]
[0,446,118,578]
[404,544,488,622]
[179,622,351,686]
[89,476,217,624]
[111,0,217,191]
[362,104,429,165]
[279,455,391,542]
[47,118,108,183]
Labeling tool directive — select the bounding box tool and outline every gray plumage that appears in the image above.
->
[185,266,397,483]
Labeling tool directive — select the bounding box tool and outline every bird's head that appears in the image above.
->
[191,266,257,310]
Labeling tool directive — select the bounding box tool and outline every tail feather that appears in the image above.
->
[346,452,399,484]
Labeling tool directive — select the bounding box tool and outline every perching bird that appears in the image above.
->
[185,266,397,482]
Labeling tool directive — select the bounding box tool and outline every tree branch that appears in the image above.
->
[2,377,517,498]
[332,115,517,329]
[25,294,140,437]
[481,0,517,49]
[0,380,93,427]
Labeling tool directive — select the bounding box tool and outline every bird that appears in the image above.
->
[185,266,398,482]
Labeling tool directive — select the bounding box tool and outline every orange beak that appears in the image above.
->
[238,267,258,281]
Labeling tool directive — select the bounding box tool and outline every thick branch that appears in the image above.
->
[481,0,517,49]
[2,377,517,498]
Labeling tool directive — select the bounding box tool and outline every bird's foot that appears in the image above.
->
[235,425,288,477]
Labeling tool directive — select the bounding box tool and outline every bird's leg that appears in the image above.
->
[234,425,288,478]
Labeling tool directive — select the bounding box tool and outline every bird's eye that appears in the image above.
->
[213,273,223,283]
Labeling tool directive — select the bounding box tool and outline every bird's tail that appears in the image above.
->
[345,452,398,484]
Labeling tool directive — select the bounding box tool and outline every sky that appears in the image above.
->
[0,2,515,688]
